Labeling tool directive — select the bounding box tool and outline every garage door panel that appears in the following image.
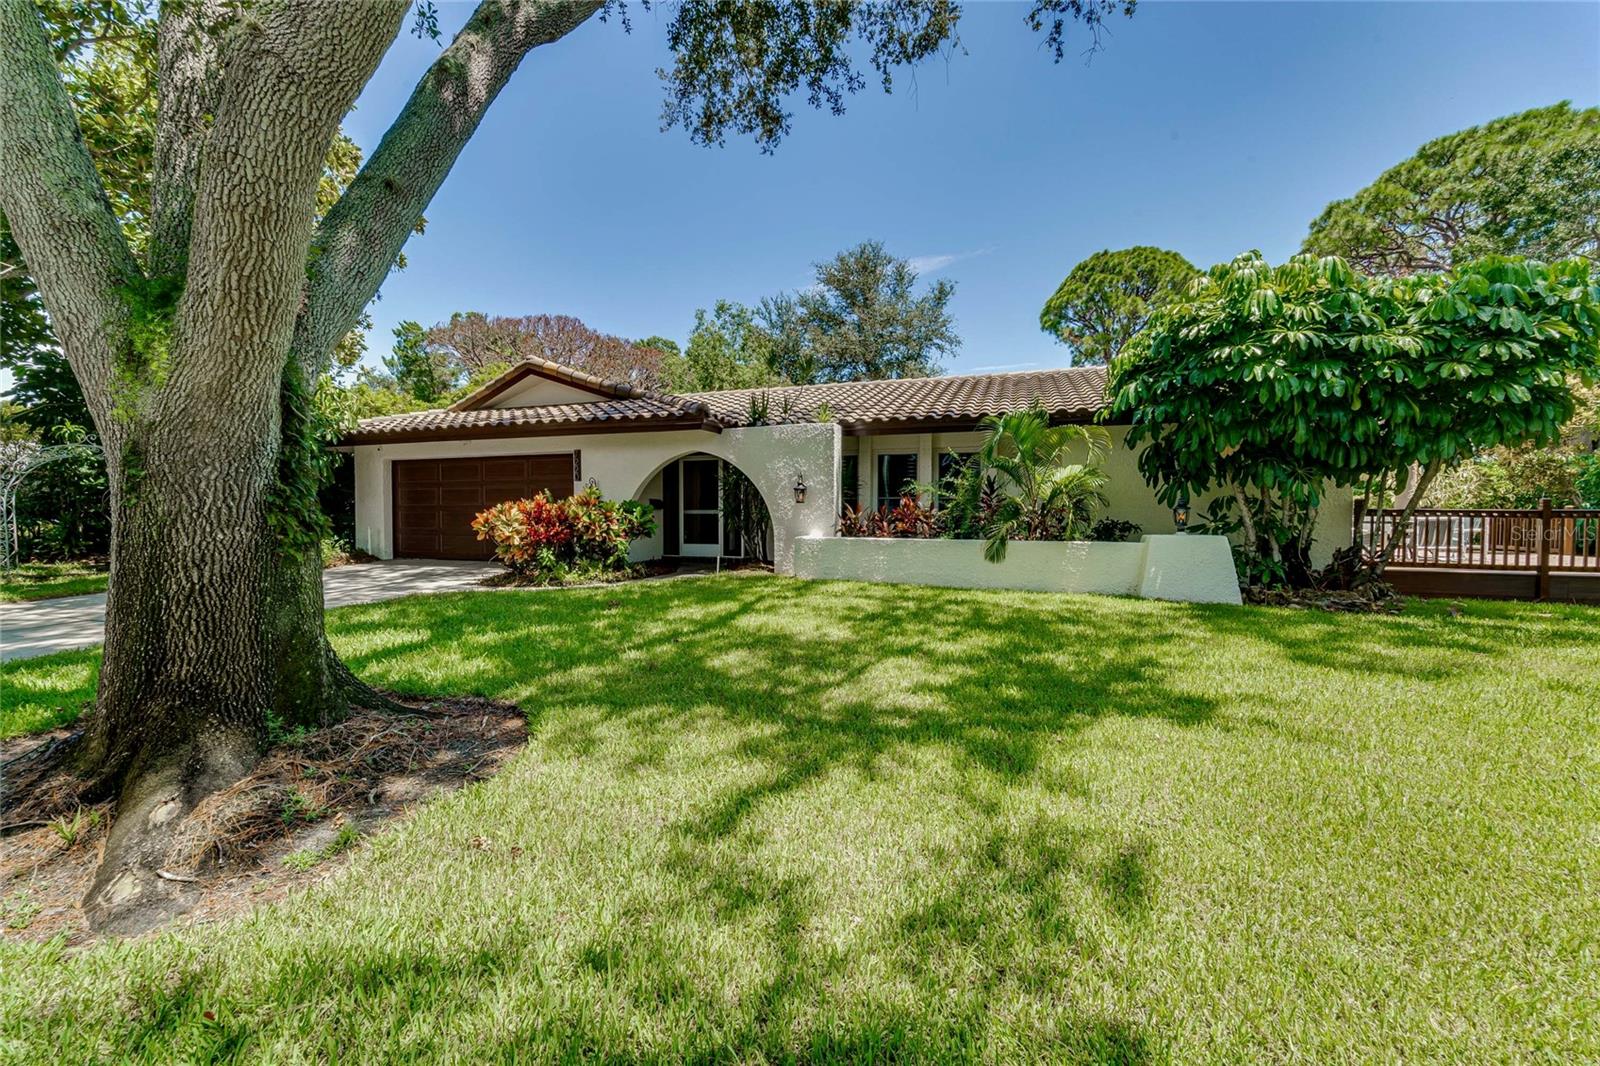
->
[481,482,530,505]
[397,508,440,530]
[481,458,529,480]
[392,453,575,559]
[396,530,441,555]
[528,456,571,475]
[439,534,486,556]
[439,485,485,507]
[397,485,441,507]
[398,460,440,483]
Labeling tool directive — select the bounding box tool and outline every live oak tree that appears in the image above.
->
[1039,245,1196,365]
[1303,103,1600,276]
[1106,253,1600,587]
[0,0,1133,930]
[2,1,370,565]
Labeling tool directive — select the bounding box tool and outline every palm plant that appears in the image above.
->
[971,407,1110,562]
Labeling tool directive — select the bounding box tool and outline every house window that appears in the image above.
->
[840,455,860,511]
[876,453,918,511]
[935,451,977,509]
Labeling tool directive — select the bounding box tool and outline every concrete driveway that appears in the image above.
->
[1,559,501,663]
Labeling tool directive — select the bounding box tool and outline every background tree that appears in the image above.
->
[381,319,459,404]
[0,0,1132,929]
[420,311,666,386]
[661,301,785,392]
[1303,103,1600,276]
[633,335,680,358]
[1039,245,1196,365]
[769,240,960,383]
[1106,253,1600,587]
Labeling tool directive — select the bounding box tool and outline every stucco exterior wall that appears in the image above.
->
[792,533,1242,604]
[850,425,1355,569]
[350,421,1354,576]
[351,422,840,574]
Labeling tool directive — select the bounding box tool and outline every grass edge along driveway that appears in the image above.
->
[2,576,1595,1063]
[0,560,108,603]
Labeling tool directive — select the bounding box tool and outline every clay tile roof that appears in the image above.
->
[687,366,1108,431]
[341,356,730,444]
[339,362,1108,445]
[340,396,720,442]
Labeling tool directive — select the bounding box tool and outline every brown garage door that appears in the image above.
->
[393,454,575,559]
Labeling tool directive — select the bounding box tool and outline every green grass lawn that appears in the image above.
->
[0,647,101,738]
[2,576,1596,1062]
[0,560,108,603]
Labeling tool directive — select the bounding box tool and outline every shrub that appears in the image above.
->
[838,495,940,538]
[473,489,655,579]
[1088,517,1141,542]
[1426,446,1587,508]
[568,488,655,568]
[1578,452,1600,508]
[946,407,1110,561]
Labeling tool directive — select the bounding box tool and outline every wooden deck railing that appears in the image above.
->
[1356,498,1600,597]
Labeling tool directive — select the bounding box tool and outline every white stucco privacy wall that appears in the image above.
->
[792,533,1242,605]
[845,425,1355,569]
[351,422,840,574]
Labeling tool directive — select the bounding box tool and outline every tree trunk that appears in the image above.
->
[73,384,341,929]
[1371,460,1443,576]
[1231,485,1259,555]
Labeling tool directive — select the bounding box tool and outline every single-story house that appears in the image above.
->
[340,357,1355,575]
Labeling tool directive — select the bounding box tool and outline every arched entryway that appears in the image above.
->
[632,452,776,563]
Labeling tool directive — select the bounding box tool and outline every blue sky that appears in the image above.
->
[344,1,1599,377]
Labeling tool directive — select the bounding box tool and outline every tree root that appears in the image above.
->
[2,694,527,941]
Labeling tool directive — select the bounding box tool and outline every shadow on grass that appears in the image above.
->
[84,577,1591,1061]
[316,578,1228,1058]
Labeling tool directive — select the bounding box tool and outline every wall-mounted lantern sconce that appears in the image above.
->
[1173,492,1190,533]
[792,472,807,505]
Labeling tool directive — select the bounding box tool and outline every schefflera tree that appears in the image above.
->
[1105,252,1600,587]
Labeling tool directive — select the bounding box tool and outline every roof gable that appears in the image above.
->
[449,357,653,411]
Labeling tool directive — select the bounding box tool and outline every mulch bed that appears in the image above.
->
[323,547,380,568]
[1243,581,1405,613]
[479,558,772,590]
[0,696,527,945]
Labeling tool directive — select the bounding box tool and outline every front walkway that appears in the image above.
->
[0,559,500,663]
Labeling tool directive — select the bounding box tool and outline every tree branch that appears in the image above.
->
[289,0,604,377]
[147,0,228,278]
[166,0,408,411]
[0,0,142,424]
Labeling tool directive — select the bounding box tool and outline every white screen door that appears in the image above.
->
[679,457,722,557]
